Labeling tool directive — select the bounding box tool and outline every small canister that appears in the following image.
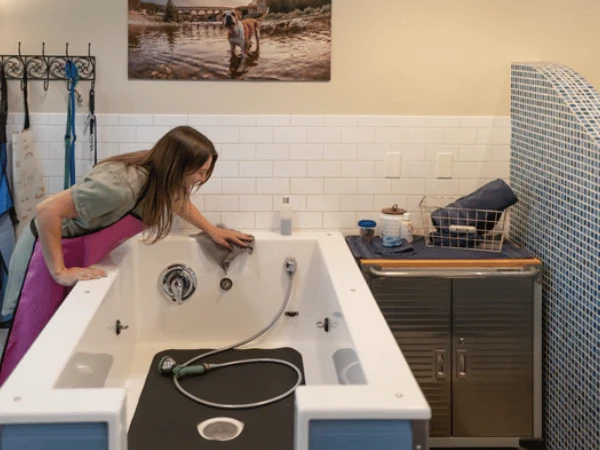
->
[358,219,377,242]
[379,204,406,247]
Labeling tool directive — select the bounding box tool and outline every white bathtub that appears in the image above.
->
[0,231,430,449]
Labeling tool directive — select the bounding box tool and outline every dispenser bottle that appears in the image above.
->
[400,213,414,244]
[280,197,292,235]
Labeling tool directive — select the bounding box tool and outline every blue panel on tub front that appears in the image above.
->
[0,422,108,450]
[309,419,412,450]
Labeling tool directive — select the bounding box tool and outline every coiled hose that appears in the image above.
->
[160,256,303,409]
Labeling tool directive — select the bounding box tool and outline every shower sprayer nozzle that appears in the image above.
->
[159,356,177,375]
[158,355,211,379]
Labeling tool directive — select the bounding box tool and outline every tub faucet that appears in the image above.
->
[160,263,197,304]
[171,278,184,305]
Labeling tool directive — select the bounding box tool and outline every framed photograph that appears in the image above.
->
[128,0,332,81]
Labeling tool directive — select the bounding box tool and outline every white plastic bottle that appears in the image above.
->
[280,197,292,235]
[400,213,414,244]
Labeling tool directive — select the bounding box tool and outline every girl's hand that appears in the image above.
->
[52,266,107,286]
[208,227,253,249]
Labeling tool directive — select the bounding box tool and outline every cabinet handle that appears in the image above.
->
[457,350,467,379]
[436,349,446,379]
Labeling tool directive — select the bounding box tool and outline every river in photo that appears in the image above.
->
[128,12,331,81]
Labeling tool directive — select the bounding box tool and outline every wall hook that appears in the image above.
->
[42,42,49,91]
[18,42,25,91]
[88,42,95,90]
[0,41,96,87]
[64,43,81,103]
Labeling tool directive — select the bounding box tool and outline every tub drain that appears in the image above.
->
[197,417,244,441]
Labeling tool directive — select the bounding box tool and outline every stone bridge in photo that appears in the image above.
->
[175,6,225,17]
[176,2,267,19]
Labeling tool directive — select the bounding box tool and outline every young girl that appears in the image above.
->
[0,125,252,385]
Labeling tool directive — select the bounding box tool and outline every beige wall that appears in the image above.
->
[1,0,599,116]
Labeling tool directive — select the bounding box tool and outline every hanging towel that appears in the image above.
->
[0,65,13,218]
[11,70,46,238]
[0,65,15,317]
[190,224,255,273]
[0,147,12,217]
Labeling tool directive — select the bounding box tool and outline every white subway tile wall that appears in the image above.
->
[7,114,511,235]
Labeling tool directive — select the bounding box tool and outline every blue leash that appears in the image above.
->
[64,61,78,189]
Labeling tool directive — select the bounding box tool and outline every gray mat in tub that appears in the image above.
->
[128,347,305,450]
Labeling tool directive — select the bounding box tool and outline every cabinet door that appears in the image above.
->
[452,277,534,437]
[369,276,452,437]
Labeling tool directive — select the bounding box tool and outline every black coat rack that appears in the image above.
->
[0,42,96,91]
[0,42,99,166]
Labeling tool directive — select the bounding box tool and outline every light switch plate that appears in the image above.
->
[436,153,453,178]
[384,152,402,178]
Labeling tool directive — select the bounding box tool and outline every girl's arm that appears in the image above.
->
[35,190,106,286]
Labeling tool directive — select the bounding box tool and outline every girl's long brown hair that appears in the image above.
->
[99,125,218,243]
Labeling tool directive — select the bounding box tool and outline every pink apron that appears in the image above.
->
[0,213,146,386]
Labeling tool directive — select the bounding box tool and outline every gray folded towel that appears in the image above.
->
[190,224,255,273]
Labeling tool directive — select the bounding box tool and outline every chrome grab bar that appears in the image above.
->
[368,265,540,279]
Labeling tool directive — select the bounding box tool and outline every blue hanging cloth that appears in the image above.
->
[0,65,13,216]
[64,60,78,189]
[0,64,16,322]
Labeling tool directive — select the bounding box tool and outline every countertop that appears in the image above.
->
[346,235,542,268]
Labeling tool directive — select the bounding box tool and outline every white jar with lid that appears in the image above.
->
[379,204,406,247]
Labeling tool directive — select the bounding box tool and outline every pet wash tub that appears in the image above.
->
[0,230,430,450]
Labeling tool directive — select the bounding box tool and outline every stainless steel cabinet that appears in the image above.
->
[369,276,453,436]
[362,264,543,449]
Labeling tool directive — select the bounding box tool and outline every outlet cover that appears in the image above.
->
[436,153,453,178]
[384,152,402,178]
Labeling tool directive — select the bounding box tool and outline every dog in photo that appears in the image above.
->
[221,8,269,72]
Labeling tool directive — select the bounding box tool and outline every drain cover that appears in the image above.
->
[197,417,244,441]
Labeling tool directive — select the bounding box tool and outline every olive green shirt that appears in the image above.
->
[2,161,149,319]
[60,161,148,237]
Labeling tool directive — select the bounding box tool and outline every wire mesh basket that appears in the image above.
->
[419,196,510,252]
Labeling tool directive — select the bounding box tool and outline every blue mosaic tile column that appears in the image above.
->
[510,62,600,450]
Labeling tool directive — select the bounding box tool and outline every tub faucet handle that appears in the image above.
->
[171,278,184,305]
[160,263,197,305]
